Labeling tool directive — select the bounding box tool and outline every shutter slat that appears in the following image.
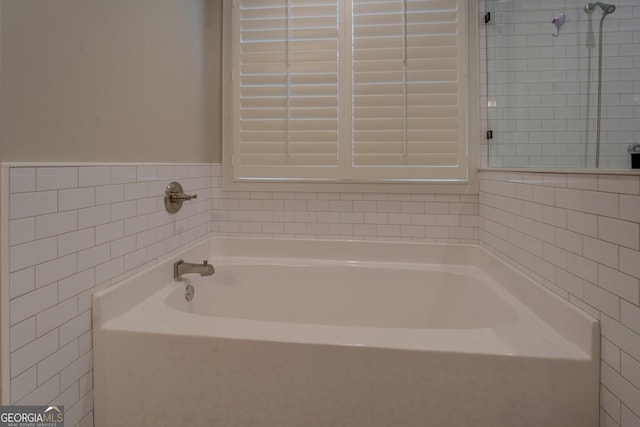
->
[238,154,338,166]
[355,142,458,154]
[353,154,459,166]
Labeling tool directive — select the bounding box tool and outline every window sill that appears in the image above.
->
[222,169,480,195]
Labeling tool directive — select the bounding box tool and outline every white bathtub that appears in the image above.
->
[93,237,599,427]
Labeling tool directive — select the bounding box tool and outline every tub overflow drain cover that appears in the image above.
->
[185,284,195,301]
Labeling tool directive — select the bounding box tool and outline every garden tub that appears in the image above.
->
[93,237,599,426]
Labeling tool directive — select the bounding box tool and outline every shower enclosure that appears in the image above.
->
[483,0,639,169]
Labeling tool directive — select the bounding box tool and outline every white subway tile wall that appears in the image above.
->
[9,164,640,426]
[7,164,213,426]
[479,0,640,169]
[5,163,480,426]
[479,170,640,426]
[211,177,480,244]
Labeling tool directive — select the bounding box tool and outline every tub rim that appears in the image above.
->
[93,236,599,360]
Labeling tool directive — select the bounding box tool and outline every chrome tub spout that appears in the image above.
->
[174,260,215,280]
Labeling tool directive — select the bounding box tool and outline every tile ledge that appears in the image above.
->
[479,167,640,176]
[1,162,215,168]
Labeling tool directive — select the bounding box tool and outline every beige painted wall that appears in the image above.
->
[0,0,221,163]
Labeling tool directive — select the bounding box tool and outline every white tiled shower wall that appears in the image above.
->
[480,170,640,426]
[5,164,213,426]
[4,163,480,427]
[479,0,640,169]
[212,183,479,244]
[7,163,640,427]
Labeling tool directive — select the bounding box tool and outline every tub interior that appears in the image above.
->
[166,259,521,329]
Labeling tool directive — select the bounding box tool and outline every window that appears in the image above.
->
[226,0,470,185]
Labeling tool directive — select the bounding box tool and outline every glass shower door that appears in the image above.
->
[484,0,639,169]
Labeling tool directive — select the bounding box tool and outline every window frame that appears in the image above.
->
[221,0,479,194]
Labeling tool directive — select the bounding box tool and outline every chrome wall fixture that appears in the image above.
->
[583,2,616,168]
[164,181,197,214]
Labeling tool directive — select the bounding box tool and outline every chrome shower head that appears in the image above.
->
[584,2,616,15]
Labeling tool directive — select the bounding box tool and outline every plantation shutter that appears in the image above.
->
[350,0,467,181]
[234,0,340,180]
[231,0,468,182]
